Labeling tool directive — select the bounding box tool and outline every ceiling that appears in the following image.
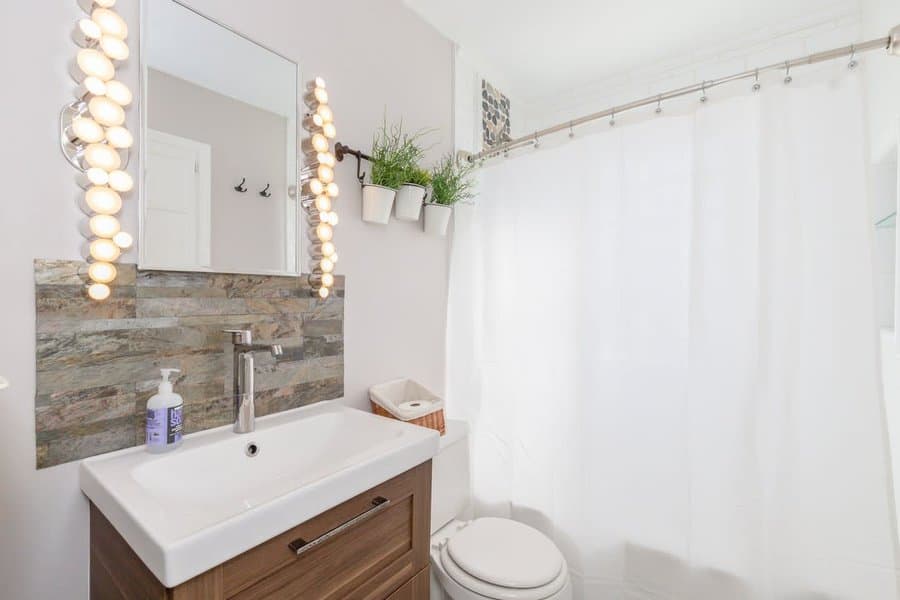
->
[405,0,858,103]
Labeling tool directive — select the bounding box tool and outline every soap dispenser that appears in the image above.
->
[146,368,184,453]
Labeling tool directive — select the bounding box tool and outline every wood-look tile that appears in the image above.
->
[34,260,344,468]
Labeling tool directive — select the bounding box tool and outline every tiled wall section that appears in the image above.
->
[34,260,345,468]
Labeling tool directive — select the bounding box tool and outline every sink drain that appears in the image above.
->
[245,442,259,457]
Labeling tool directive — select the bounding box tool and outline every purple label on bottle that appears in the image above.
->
[146,405,183,447]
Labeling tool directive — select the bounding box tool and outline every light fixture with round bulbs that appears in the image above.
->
[302,77,340,299]
[62,0,134,299]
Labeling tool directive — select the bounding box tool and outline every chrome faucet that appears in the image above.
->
[223,330,283,433]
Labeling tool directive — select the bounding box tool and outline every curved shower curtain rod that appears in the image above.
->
[461,24,900,165]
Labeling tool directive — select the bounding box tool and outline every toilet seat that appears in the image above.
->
[437,518,568,600]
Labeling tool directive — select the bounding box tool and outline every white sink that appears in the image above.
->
[80,400,440,588]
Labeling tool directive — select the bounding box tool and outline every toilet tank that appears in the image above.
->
[430,419,470,534]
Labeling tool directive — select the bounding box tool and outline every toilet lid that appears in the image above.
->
[446,518,564,589]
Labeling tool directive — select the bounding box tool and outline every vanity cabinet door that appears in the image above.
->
[385,567,430,600]
[222,460,431,600]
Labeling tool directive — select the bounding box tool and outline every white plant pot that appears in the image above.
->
[423,203,452,236]
[395,184,426,221]
[362,184,396,224]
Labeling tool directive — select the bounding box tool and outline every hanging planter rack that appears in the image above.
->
[334,142,372,184]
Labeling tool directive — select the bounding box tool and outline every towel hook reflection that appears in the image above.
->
[234,177,248,193]
[259,183,272,198]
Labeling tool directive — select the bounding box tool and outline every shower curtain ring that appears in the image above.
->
[752,70,761,92]
[533,132,540,149]
[700,82,708,103]
[568,122,575,138]
[609,110,616,127]
[655,95,663,114]
[784,62,793,85]
[848,45,858,70]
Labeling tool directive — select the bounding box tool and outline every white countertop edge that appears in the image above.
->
[80,402,440,588]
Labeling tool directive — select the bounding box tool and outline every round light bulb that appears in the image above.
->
[314,77,326,89]
[313,87,328,104]
[316,104,333,123]
[87,283,111,301]
[322,123,337,139]
[105,126,133,148]
[81,76,107,96]
[317,152,335,167]
[330,252,339,263]
[92,8,128,39]
[113,231,133,249]
[86,167,109,186]
[308,178,324,195]
[84,143,121,171]
[104,80,132,106]
[321,273,335,288]
[88,261,117,284]
[85,186,122,214]
[316,223,333,242]
[317,165,334,184]
[71,117,105,143]
[311,133,328,153]
[325,182,339,197]
[77,18,102,41]
[90,238,121,262]
[88,96,125,126]
[320,258,334,273]
[315,195,331,212]
[100,36,129,61]
[327,212,339,226]
[321,241,335,257]
[89,214,120,237]
[317,286,330,299]
[95,0,117,7]
[77,48,115,81]
[108,169,132,192]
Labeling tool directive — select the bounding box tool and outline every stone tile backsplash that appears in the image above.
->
[34,260,345,468]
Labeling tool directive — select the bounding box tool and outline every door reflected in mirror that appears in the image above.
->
[141,0,300,275]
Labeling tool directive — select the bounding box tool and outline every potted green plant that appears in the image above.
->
[363,120,406,224]
[425,154,475,236]
[395,165,431,221]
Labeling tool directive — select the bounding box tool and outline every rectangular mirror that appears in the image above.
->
[140,0,300,275]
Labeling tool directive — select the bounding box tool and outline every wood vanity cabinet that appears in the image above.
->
[90,461,432,600]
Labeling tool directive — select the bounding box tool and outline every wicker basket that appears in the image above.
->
[368,378,446,436]
[370,401,446,435]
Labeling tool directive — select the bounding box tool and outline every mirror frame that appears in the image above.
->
[138,0,303,276]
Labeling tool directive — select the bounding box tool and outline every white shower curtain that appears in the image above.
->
[447,66,900,599]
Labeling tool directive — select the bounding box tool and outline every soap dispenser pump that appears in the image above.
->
[146,368,184,453]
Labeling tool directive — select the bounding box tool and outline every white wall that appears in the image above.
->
[0,1,452,597]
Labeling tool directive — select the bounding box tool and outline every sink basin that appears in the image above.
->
[80,400,440,588]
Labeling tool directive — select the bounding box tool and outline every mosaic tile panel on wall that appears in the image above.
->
[482,79,511,148]
[34,260,345,468]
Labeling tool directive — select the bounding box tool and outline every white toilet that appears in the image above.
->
[430,421,572,600]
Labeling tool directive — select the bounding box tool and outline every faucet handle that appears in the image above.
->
[223,329,252,344]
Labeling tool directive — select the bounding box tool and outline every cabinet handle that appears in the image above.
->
[288,496,391,556]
